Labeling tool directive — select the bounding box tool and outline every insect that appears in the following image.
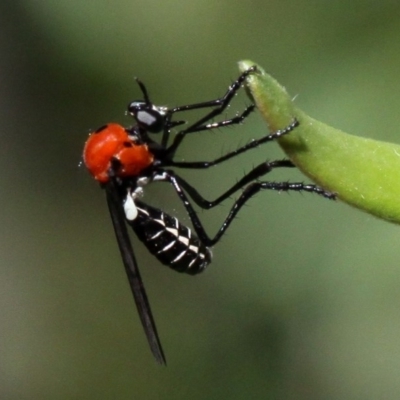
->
[83,67,335,364]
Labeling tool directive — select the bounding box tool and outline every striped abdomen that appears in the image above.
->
[128,201,212,275]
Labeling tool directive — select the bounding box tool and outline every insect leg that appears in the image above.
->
[155,170,335,247]
[164,66,257,151]
[168,119,299,169]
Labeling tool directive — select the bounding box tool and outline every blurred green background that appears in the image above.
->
[1,1,400,399]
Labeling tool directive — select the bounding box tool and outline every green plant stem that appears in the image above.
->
[239,60,400,224]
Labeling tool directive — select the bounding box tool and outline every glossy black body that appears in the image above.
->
[130,201,212,274]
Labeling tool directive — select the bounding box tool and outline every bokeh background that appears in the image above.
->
[1,1,400,399]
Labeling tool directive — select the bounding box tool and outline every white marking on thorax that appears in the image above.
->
[124,193,138,221]
[137,177,150,187]
[123,185,148,221]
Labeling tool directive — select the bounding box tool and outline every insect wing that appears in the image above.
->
[105,181,166,364]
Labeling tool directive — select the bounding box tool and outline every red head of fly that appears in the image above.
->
[83,78,170,183]
[83,123,154,183]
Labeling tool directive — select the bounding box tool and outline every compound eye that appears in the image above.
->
[128,101,165,133]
